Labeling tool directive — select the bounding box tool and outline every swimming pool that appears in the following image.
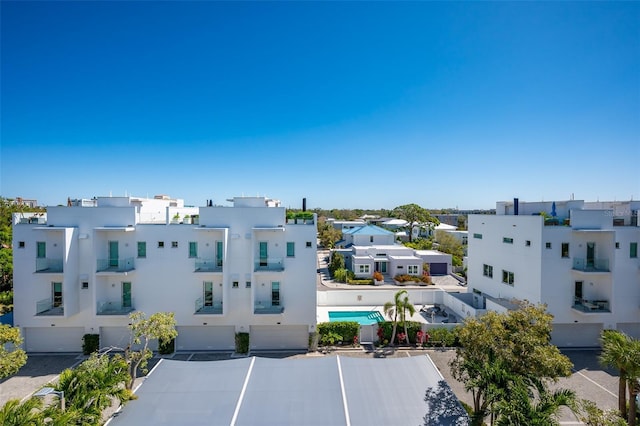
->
[328,311,384,325]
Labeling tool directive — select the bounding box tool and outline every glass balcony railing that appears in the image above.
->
[97,300,135,315]
[572,258,609,272]
[254,301,284,314]
[35,298,64,315]
[194,297,223,314]
[96,257,135,273]
[254,258,284,272]
[194,258,223,272]
[35,258,63,273]
[572,299,610,313]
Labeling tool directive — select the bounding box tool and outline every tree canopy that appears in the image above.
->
[0,324,27,379]
[391,203,439,242]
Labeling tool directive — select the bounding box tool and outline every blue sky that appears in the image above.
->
[1,1,638,210]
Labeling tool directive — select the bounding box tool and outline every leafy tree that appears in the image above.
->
[403,237,433,250]
[398,291,415,345]
[577,399,628,426]
[317,219,342,248]
[495,380,577,426]
[0,398,43,426]
[123,311,177,390]
[435,230,465,265]
[328,251,345,276]
[0,324,27,379]
[391,203,439,242]
[450,301,573,423]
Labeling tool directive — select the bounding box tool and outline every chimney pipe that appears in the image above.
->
[514,198,519,216]
[302,198,307,212]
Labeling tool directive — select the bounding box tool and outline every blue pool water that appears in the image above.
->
[328,311,384,325]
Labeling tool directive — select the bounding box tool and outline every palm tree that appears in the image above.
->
[0,398,43,426]
[599,330,634,419]
[399,292,416,345]
[383,290,406,346]
[624,339,640,426]
[495,381,576,426]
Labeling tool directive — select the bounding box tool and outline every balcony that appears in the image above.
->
[35,258,63,273]
[572,299,610,313]
[572,258,610,273]
[254,301,284,314]
[97,300,135,315]
[254,258,284,272]
[194,258,223,273]
[35,298,63,316]
[96,257,135,274]
[194,297,223,314]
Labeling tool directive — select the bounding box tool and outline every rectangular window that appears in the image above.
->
[370,236,374,243]
[232,281,239,288]
[189,242,198,258]
[408,265,419,274]
[271,282,280,306]
[137,242,146,258]
[473,233,482,239]
[171,241,178,248]
[259,241,268,266]
[52,282,63,307]
[503,237,513,244]
[158,241,165,248]
[37,241,46,258]
[18,241,25,248]
[631,242,638,258]
[122,282,132,308]
[216,241,223,267]
[525,240,531,247]
[81,281,89,290]
[358,264,370,274]
[546,242,552,249]
[561,243,569,258]
[502,270,515,286]
[245,281,251,288]
[203,282,213,307]
[616,242,620,249]
[483,264,493,278]
[286,242,295,257]
[306,241,312,248]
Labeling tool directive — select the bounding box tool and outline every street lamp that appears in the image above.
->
[33,387,65,411]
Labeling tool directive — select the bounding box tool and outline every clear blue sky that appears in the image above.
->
[1,1,638,210]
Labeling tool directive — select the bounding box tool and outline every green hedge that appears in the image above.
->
[317,321,360,345]
[376,322,460,347]
[82,333,100,355]
[159,338,175,355]
[236,332,250,354]
[347,279,374,285]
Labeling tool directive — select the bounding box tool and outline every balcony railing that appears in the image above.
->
[194,258,223,273]
[35,298,64,316]
[97,300,135,315]
[572,258,609,272]
[254,301,284,314]
[96,257,135,273]
[194,297,223,314]
[35,258,63,273]
[572,299,610,313]
[254,258,284,272]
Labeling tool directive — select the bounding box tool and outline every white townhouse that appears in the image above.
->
[12,195,318,352]
[467,199,640,347]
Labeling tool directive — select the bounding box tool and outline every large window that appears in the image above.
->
[631,242,638,258]
[52,282,62,307]
[216,241,223,267]
[561,243,569,258]
[189,242,198,258]
[203,282,213,307]
[502,270,514,286]
[137,242,146,258]
[122,282,132,308]
[37,242,46,258]
[286,242,295,257]
[358,264,370,274]
[271,282,280,306]
[408,265,419,274]
[483,264,493,278]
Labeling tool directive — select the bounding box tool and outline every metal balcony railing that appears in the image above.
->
[572,258,609,272]
[35,258,63,273]
[96,257,135,273]
[35,298,63,315]
[254,258,284,272]
[97,300,135,315]
[572,299,610,313]
[254,301,284,314]
[194,297,223,314]
[194,258,223,272]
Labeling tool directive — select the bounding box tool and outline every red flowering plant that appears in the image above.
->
[397,332,407,344]
[353,335,359,345]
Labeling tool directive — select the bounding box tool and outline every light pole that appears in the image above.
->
[33,387,65,411]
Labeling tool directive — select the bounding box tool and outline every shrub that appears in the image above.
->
[317,321,359,345]
[333,268,354,283]
[347,279,373,285]
[320,331,342,346]
[424,327,460,347]
[376,321,422,344]
[82,333,100,355]
[235,332,250,354]
[373,271,383,281]
[158,337,175,355]
[328,252,345,276]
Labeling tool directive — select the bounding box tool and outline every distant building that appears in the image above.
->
[10,197,38,208]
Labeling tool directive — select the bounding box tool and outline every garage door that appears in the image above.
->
[429,263,448,275]
[617,323,640,339]
[24,327,84,352]
[250,325,309,350]
[101,326,132,351]
[176,326,235,351]
[552,323,602,348]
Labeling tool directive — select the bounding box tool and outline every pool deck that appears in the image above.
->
[317,305,432,325]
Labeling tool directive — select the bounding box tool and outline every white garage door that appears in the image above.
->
[552,323,603,348]
[176,326,235,351]
[617,323,640,339]
[250,325,309,350]
[101,326,158,351]
[24,327,84,352]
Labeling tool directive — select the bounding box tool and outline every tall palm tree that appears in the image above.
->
[599,330,634,419]
[383,290,407,346]
[624,339,640,426]
[399,292,416,345]
[0,398,43,426]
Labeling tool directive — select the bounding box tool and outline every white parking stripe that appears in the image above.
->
[337,356,351,426]
[230,356,255,426]
[573,369,617,399]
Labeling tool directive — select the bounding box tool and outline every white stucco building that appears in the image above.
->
[12,195,318,352]
[467,199,640,347]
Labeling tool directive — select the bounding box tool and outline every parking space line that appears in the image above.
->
[573,369,617,399]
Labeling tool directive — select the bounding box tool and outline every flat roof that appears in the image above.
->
[108,356,469,426]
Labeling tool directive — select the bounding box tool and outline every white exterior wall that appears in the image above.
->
[13,197,317,352]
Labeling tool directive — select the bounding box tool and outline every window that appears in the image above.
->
[525,240,531,247]
[561,243,569,258]
[286,242,295,257]
[81,281,89,290]
[122,282,132,308]
[502,270,515,286]
[189,242,198,258]
[271,282,280,306]
[370,236,374,243]
[52,282,63,307]
[137,242,146,258]
[631,242,638,258]
[216,241,223,267]
[37,241,46,258]
[306,241,312,248]
[408,265,419,274]
[232,281,239,288]
[503,237,513,244]
[245,281,251,288]
[18,241,25,248]
[358,264,370,274]
[483,264,493,278]
[203,282,213,307]
[616,242,620,249]
[158,241,165,248]
[171,241,178,248]
[545,242,552,249]
[462,236,468,245]
[473,233,482,239]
